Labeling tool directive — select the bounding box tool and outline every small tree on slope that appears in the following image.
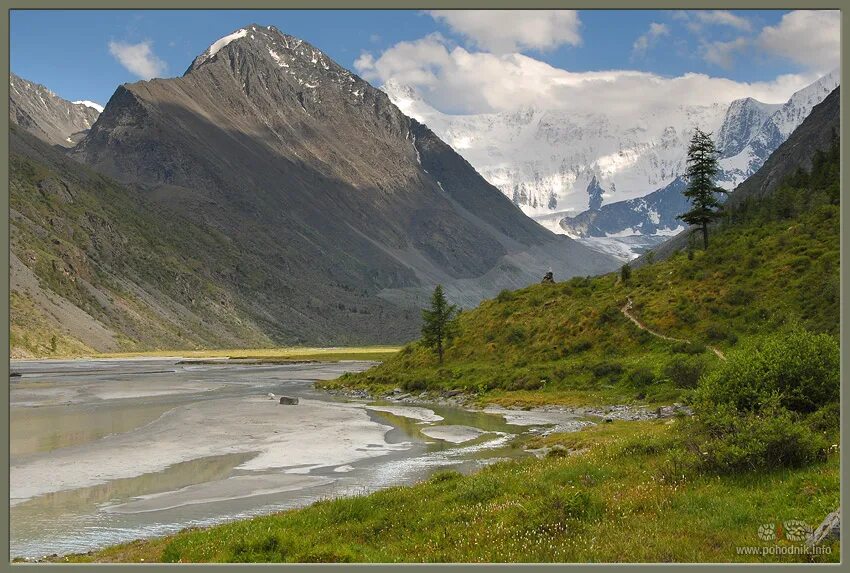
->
[421,285,459,364]
[679,128,727,248]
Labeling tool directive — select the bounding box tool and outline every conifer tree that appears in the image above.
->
[679,128,727,248]
[421,285,459,364]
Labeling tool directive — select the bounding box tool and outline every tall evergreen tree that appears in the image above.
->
[679,128,727,248]
[421,285,459,363]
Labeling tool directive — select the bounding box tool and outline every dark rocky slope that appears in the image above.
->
[9,73,100,147]
[11,26,617,354]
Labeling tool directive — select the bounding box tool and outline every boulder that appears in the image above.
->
[807,507,840,547]
[279,396,299,405]
[267,393,276,400]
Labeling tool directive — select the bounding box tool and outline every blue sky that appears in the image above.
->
[10,10,840,112]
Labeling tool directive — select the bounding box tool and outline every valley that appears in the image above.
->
[7,10,841,565]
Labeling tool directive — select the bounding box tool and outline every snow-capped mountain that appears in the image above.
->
[383,70,839,260]
[557,71,839,259]
[715,71,839,189]
[383,78,729,217]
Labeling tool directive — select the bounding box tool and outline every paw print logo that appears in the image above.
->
[783,520,812,542]
[758,523,776,541]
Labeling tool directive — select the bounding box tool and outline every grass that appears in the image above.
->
[328,197,838,408]
[54,420,839,563]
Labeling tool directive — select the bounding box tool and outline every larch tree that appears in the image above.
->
[421,285,459,364]
[679,128,728,248]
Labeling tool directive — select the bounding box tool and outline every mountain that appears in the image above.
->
[715,98,781,159]
[640,85,840,265]
[727,85,840,208]
[10,125,279,357]
[556,72,839,259]
[383,79,728,218]
[10,26,617,356]
[383,72,839,260]
[9,73,101,147]
[715,71,839,189]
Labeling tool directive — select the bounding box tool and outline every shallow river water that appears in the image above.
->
[9,358,581,559]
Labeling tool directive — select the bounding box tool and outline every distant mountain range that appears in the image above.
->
[640,84,839,266]
[383,71,839,260]
[9,25,617,356]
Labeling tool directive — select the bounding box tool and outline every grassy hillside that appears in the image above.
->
[10,127,281,357]
[327,137,839,408]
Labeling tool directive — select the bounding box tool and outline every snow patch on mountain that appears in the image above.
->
[73,100,104,113]
[207,29,248,59]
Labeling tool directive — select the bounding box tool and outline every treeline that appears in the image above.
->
[727,133,839,224]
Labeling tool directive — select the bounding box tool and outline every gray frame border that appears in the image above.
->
[1,1,845,571]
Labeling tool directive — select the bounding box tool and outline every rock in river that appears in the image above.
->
[279,396,299,406]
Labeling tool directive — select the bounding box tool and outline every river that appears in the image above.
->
[9,358,585,559]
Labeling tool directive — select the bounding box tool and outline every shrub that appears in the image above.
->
[805,402,840,435]
[591,361,624,380]
[625,367,655,389]
[704,324,737,343]
[506,327,526,345]
[662,356,708,389]
[684,402,828,474]
[429,469,462,483]
[671,342,706,355]
[693,328,839,414]
[680,328,839,474]
[496,289,514,303]
[402,379,428,392]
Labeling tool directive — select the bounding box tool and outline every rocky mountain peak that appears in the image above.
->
[187,24,351,81]
[586,175,604,211]
[9,72,101,147]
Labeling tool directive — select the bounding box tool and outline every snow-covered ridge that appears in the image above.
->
[204,28,248,61]
[382,71,838,230]
[73,100,104,113]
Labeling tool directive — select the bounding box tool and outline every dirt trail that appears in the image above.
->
[621,298,726,361]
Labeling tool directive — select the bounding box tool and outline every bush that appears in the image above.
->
[671,341,707,355]
[402,379,428,392]
[496,289,514,303]
[680,328,839,474]
[693,328,839,414]
[663,356,708,389]
[805,402,840,435]
[684,402,828,474]
[704,324,737,344]
[506,327,526,345]
[625,367,655,389]
[591,361,624,380]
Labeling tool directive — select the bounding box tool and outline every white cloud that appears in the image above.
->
[675,10,753,33]
[428,10,581,53]
[632,22,670,58]
[695,11,752,31]
[356,34,818,117]
[108,40,167,80]
[758,10,840,73]
[702,37,749,69]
